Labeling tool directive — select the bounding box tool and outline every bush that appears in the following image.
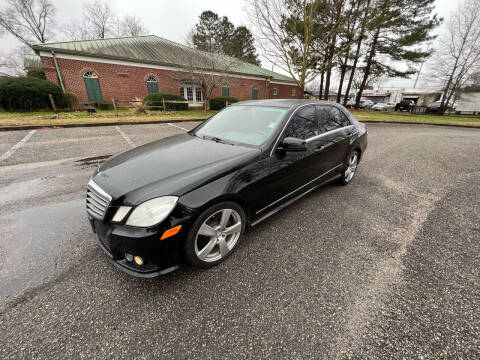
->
[0,77,64,111]
[62,91,79,110]
[90,101,114,110]
[144,93,188,111]
[27,69,46,80]
[209,96,239,110]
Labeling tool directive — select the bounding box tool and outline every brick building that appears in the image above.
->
[31,35,300,106]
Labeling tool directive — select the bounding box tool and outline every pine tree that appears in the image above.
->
[191,11,260,65]
[354,0,441,107]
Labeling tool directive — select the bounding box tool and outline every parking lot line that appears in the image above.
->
[0,130,36,162]
[115,126,136,148]
[167,122,188,131]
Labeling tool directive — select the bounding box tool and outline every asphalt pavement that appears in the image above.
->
[0,122,479,359]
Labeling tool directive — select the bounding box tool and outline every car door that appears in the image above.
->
[252,105,321,216]
[310,105,354,175]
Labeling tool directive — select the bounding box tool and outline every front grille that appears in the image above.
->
[86,180,112,220]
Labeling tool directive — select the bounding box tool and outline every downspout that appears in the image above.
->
[264,78,269,99]
[51,51,65,93]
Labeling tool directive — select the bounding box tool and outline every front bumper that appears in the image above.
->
[88,216,182,278]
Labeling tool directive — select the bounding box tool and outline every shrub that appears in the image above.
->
[144,93,188,111]
[90,101,114,110]
[27,69,46,80]
[209,96,239,110]
[62,91,79,110]
[0,77,63,111]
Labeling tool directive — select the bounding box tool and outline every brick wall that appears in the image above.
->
[41,56,301,104]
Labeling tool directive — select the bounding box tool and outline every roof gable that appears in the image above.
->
[32,35,295,83]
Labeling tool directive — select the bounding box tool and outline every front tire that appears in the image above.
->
[184,201,246,268]
[339,150,359,185]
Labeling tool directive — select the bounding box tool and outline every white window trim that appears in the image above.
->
[181,85,203,103]
[273,88,278,96]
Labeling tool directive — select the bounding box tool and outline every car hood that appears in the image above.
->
[92,133,260,204]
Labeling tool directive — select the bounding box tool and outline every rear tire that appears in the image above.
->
[339,150,360,186]
[184,201,246,268]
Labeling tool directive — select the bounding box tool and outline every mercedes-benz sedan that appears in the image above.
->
[86,100,367,277]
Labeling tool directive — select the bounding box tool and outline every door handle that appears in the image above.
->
[315,145,325,152]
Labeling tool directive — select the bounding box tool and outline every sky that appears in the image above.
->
[0,0,461,88]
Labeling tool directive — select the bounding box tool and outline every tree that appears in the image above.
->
[178,49,236,112]
[191,10,260,65]
[246,0,351,94]
[227,26,261,65]
[119,15,148,36]
[0,0,56,47]
[432,0,480,114]
[192,11,226,53]
[84,0,115,39]
[353,0,440,108]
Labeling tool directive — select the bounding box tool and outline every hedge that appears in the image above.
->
[209,96,239,110]
[144,93,188,111]
[63,91,79,110]
[0,77,64,111]
[27,69,46,80]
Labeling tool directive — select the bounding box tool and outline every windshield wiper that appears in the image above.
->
[202,135,235,145]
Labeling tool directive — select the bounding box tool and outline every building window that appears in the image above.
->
[83,71,103,102]
[146,75,158,94]
[222,84,230,97]
[292,88,296,97]
[273,88,278,96]
[181,85,203,102]
[252,85,258,100]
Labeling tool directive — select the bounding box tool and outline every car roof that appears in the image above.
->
[232,99,342,109]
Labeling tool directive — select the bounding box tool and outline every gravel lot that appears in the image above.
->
[0,122,479,359]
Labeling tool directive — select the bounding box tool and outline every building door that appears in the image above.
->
[83,71,103,102]
[252,85,258,100]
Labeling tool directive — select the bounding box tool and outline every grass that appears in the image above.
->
[0,108,216,127]
[0,107,479,128]
[352,109,480,127]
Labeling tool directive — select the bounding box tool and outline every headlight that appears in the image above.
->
[126,196,178,227]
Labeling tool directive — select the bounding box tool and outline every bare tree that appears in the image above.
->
[0,0,55,47]
[178,50,236,112]
[0,45,31,75]
[432,0,480,114]
[246,0,348,93]
[84,0,115,39]
[119,15,148,36]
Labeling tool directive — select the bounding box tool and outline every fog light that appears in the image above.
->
[134,256,144,266]
[125,253,133,262]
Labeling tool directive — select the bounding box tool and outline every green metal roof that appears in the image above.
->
[32,35,295,83]
[23,54,43,69]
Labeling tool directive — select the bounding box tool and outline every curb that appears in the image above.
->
[359,120,480,129]
[1,118,479,132]
[0,118,207,132]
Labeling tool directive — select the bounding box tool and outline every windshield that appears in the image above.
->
[195,105,287,146]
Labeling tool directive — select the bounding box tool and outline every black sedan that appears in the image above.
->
[86,100,367,277]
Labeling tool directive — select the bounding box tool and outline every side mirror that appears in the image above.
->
[279,137,307,152]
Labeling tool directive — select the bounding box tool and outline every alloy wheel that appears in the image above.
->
[194,208,242,263]
[344,153,358,183]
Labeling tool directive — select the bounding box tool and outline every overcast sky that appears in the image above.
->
[0,0,461,88]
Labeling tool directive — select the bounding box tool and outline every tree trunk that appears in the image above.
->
[337,55,348,103]
[355,27,380,108]
[319,73,324,99]
[325,68,332,101]
[343,0,370,107]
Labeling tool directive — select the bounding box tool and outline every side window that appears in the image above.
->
[284,105,318,140]
[317,106,351,133]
